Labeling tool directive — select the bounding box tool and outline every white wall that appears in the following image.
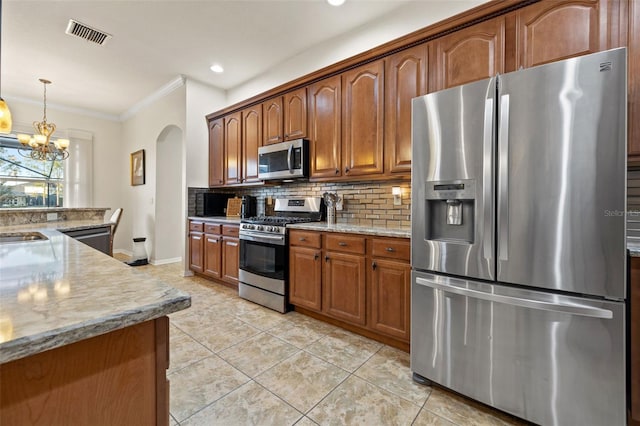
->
[185,79,227,188]
[121,86,186,261]
[5,97,123,222]
[227,0,486,104]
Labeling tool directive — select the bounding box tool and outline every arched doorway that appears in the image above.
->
[154,125,183,263]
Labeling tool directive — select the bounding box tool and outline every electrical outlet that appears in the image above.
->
[46,212,58,221]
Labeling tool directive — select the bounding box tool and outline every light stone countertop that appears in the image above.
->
[0,223,191,364]
[0,219,114,233]
[287,222,411,238]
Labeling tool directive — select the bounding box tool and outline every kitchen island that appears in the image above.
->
[0,225,191,424]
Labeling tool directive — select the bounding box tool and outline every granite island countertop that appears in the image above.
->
[287,222,411,238]
[0,225,191,364]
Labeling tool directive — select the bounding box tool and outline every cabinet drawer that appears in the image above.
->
[325,234,365,254]
[189,221,204,232]
[222,225,239,237]
[371,238,410,262]
[290,230,321,248]
[204,223,221,234]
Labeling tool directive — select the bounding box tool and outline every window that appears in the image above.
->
[0,137,64,207]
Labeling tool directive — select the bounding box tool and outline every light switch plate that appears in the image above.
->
[46,212,58,221]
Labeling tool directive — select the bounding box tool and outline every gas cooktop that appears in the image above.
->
[241,216,319,226]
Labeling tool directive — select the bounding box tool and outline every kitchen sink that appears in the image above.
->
[0,232,49,243]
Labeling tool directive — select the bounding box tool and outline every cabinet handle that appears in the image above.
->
[372,261,377,270]
[207,239,218,243]
[335,168,340,174]
[345,167,350,173]
[386,247,395,252]
[314,253,319,260]
[299,237,306,241]
[338,242,347,246]
[325,255,330,262]
[227,242,238,247]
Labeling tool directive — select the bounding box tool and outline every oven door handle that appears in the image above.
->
[240,232,286,245]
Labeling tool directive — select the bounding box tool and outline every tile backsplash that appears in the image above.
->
[189,180,411,228]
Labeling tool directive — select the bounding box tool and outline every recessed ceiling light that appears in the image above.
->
[210,64,224,73]
[327,0,345,6]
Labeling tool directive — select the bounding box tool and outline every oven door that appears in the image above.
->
[239,233,286,283]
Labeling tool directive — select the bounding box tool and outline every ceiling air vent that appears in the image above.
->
[65,19,112,46]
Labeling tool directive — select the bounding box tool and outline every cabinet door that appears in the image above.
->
[628,0,640,160]
[242,105,262,183]
[431,16,505,91]
[203,234,222,279]
[632,257,640,423]
[224,112,242,185]
[263,97,283,145]
[323,251,366,325]
[308,75,342,179]
[189,232,204,273]
[370,258,410,341]
[385,44,428,175]
[515,0,605,69]
[208,118,224,187]
[289,246,322,311]
[284,88,307,140]
[222,236,239,285]
[342,60,384,177]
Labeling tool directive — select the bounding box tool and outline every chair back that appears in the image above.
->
[109,208,123,236]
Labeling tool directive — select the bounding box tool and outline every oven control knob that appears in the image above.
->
[256,225,263,231]
[272,226,279,233]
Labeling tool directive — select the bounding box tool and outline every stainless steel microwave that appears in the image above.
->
[258,139,309,181]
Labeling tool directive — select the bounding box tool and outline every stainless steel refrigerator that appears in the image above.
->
[411,48,627,425]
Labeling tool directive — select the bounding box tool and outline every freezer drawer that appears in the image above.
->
[411,271,626,426]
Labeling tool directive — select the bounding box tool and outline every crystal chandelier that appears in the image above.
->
[17,79,69,161]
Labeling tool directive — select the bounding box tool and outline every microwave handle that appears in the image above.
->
[287,144,293,172]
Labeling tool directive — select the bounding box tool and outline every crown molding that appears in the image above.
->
[3,94,121,122]
[120,75,186,121]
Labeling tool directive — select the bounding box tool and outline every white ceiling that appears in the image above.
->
[1,0,481,118]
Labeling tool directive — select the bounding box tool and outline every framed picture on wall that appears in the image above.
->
[130,149,145,186]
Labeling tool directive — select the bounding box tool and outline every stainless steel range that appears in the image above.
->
[238,197,324,313]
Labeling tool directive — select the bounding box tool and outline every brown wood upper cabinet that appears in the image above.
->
[431,16,506,91]
[224,112,242,185]
[242,104,262,183]
[630,0,640,160]
[208,118,224,187]
[385,44,428,175]
[263,87,308,145]
[342,60,385,177]
[514,0,606,69]
[308,74,342,179]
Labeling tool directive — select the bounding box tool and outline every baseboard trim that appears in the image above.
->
[114,249,133,256]
[151,257,182,266]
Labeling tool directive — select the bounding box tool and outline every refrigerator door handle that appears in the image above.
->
[498,94,510,261]
[415,277,613,319]
[482,97,494,261]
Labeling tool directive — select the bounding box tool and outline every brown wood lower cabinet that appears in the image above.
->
[189,220,240,288]
[631,257,640,425]
[0,317,170,425]
[289,229,410,350]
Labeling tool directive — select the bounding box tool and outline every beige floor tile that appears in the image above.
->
[168,354,250,422]
[305,328,382,372]
[218,332,300,377]
[307,375,421,426]
[286,311,337,334]
[267,321,328,349]
[192,315,262,353]
[295,416,320,425]
[424,388,525,426]
[168,325,213,374]
[255,351,349,413]
[412,409,457,426]
[238,306,294,331]
[354,345,431,405]
[170,414,179,426]
[182,381,302,426]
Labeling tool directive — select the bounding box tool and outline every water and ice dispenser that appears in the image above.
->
[424,179,475,243]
